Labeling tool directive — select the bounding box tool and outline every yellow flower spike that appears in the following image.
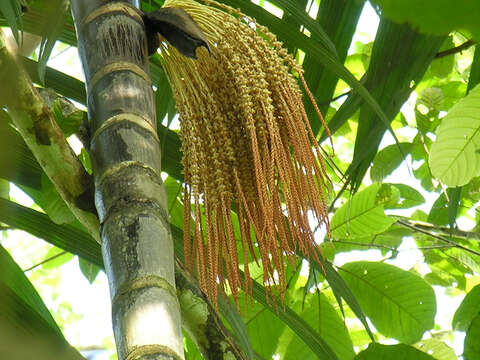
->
[159,0,332,306]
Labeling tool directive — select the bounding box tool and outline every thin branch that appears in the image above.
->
[398,219,480,241]
[397,219,480,257]
[331,239,395,251]
[23,250,68,272]
[435,39,475,59]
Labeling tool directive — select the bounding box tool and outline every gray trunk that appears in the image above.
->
[70,1,184,359]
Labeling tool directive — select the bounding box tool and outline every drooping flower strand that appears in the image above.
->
[159,0,332,305]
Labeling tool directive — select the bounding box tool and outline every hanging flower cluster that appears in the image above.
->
[159,0,331,305]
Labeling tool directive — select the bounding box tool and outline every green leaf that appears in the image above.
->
[427,192,448,226]
[40,173,75,225]
[41,247,73,269]
[0,244,61,334]
[370,143,412,182]
[464,315,480,360]
[0,0,23,44]
[429,84,480,186]
[331,183,396,239]
[78,257,101,284]
[340,261,436,343]
[415,339,457,360]
[447,186,462,230]
[302,0,364,125]
[0,244,85,360]
[370,1,480,40]
[386,184,425,209]
[328,19,444,189]
[430,36,455,78]
[218,296,255,360]
[244,294,286,358]
[452,284,480,331]
[320,260,376,342]
[37,0,69,84]
[279,292,354,360]
[333,225,408,255]
[37,88,83,137]
[0,179,9,199]
[249,279,338,360]
[468,46,480,93]
[355,343,436,360]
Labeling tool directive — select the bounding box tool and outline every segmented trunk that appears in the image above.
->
[71,1,184,359]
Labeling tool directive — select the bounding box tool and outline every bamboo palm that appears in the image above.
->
[71,1,183,359]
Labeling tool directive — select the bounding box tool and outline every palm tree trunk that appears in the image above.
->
[70,1,184,359]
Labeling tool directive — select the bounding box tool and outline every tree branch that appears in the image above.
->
[397,219,480,241]
[435,39,475,59]
[397,219,480,257]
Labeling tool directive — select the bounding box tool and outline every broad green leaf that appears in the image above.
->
[279,292,355,360]
[340,261,436,344]
[331,183,396,239]
[244,293,286,358]
[249,279,338,360]
[429,84,480,186]
[371,1,480,40]
[78,257,101,284]
[430,37,455,78]
[355,343,436,360]
[415,339,456,360]
[0,0,22,44]
[310,258,376,342]
[452,284,480,331]
[0,244,85,360]
[385,184,425,209]
[422,250,467,291]
[464,315,480,360]
[417,87,444,115]
[427,192,449,226]
[370,143,412,182]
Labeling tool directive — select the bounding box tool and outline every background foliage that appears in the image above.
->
[1,0,480,359]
